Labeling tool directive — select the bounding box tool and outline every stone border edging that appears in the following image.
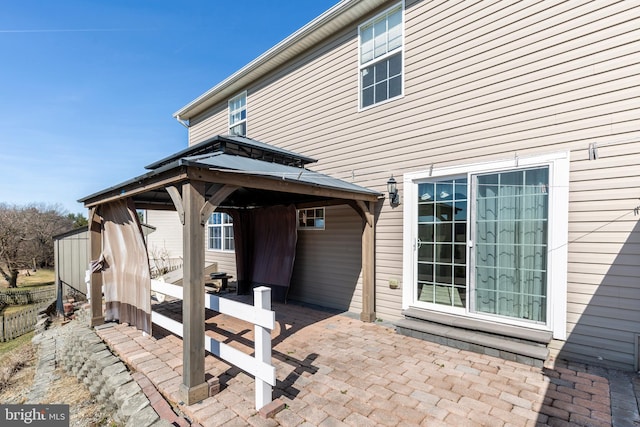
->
[47,320,171,427]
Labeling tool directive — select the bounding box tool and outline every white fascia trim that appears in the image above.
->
[549,153,569,340]
[402,173,416,310]
[174,0,390,120]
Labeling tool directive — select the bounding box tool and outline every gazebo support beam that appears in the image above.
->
[166,185,185,225]
[179,180,209,405]
[88,207,104,327]
[186,168,379,203]
[200,184,239,225]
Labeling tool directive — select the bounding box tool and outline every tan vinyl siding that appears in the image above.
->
[204,251,237,280]
[146,211,183,261]
[554,144,640,369]
[189,104,227,145]
[289,205,363,312]
[146,208,238,279]
[187,0,640,367]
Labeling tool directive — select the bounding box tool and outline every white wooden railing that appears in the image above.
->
[150,279,276,410]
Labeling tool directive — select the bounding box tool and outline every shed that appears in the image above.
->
[54,224,156,311]
[54,227,90,301]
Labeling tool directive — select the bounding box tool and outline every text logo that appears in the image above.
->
[1,405,69,427]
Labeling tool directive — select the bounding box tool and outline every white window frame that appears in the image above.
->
[228,91,247,136]
[402,152,569,339]
[297,207,325,230]
[358,2,404,111]
[207,212,235,252]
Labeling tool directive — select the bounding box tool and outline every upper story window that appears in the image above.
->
[228,92,247,136]
[207,212,234,251]
[298,208,325,230]
[359,4,403,109]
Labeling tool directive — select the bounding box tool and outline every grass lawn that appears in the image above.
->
[0,330,34,358]
[0,268,55,289]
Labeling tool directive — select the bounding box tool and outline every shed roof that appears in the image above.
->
[53,224,156,241]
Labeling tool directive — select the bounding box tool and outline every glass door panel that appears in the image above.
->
[416,178,467,308]
[473,167,549,322]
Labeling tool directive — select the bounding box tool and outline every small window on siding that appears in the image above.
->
[207,212,234,251]
[228,92,247,136]
[298,208,325,230]
[359,4,403,109]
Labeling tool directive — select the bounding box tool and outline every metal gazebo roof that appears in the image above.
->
[79,135,381,209]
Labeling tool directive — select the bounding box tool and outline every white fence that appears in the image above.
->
[150,279,276,410]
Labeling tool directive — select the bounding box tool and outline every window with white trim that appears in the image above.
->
[359,4,403,109]
[298,208,325,230]
[228,92,246,136]
[207,212,234,251]
[403,153,569,338]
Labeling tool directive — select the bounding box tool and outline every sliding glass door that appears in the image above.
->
[414,166,549,324]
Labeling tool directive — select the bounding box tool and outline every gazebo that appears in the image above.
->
[79,135,381,404]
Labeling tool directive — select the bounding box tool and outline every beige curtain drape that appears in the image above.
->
[101,199,151,334]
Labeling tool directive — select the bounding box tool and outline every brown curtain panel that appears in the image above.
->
[100,199,151,334]
[232,205,297,302]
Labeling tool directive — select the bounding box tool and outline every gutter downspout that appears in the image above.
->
[175,115,189,128]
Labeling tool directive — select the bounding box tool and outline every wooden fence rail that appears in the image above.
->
[0,286,56,305]
[0,302,51,342]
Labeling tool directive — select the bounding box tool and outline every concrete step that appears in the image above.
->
[396,308,550,367]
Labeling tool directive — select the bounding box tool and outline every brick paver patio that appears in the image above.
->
[95,297,617,426]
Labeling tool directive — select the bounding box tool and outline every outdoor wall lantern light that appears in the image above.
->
[387,175,399,206]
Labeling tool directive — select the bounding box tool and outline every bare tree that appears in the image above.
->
[0,203,73,288]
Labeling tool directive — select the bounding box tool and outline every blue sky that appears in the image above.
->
[0,0,337,214]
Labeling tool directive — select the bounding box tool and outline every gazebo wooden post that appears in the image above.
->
[349,200,376,322]
[179,180,209,405]
[88,207,104,327]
